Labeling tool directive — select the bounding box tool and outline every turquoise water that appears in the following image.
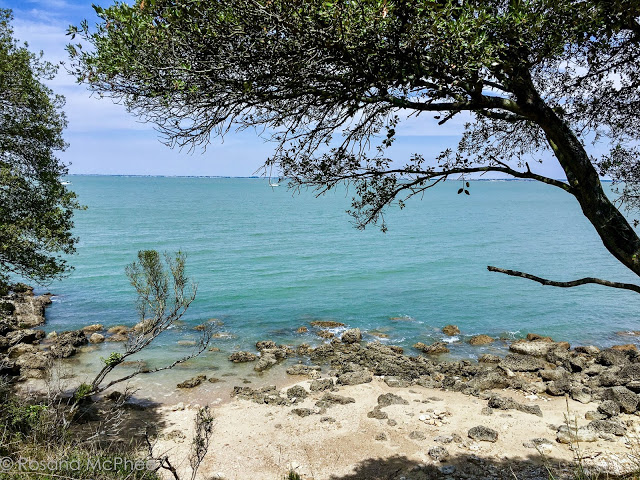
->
[41,176,640,362]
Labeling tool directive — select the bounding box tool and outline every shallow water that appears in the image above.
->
[31,176,640,396]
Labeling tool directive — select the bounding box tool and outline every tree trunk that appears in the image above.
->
[517,77,640,277]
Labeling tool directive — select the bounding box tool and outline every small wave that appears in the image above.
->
[441,336,459,344]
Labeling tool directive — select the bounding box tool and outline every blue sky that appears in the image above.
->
[0,0,569,178]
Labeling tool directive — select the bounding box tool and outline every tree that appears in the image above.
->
[68,0,640,292]
[1,9,80,287]
[78,250,212,398]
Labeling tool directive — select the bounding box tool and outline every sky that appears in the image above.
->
[0,0,570,178]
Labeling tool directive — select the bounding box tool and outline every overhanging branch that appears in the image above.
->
[487,266,640,294]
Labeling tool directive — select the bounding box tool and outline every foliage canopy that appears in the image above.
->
[69,0,640,291]
[1,9,80,286]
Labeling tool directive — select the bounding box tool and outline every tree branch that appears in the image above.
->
[487,266,640,294]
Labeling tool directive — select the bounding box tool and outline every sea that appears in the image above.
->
[30,176,640,401]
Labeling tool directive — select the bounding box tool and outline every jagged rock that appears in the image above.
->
[320,416,336,423]
[570,386,592,404]
[315,393,355,409]
[585,410,608,421]
[7,329,45,346]
[510,340,555,357]
[526,333,554,342]
[374,432,388,441]
[177,375,206,388]
[256,340,277,351]
[468,426,498,442]
[286,364,321,376]
[286,385,308,401]
[254,352,277,372]
[310,321,345,328]
[50,330,88,358]
[106,333,128,342]
[575,345,600,356]
[500,354,546,372]
[428,446,450,461]
[8,291,51,328]
[15,352,50,370]
[468,370,509,391]
[413,342,450,354]
[612,344,638,352]
[367,407,388,420]
[310,378,334,392]
[232,385,289,405]
[316,330,334,339]
[442,325,460,336]
[481,407,494,415]
[547,377,572,396]
[7,343,38,358]
[107,325,130,335]
[408,431,426,440]
[89,333,105,344]
[619,364,640,384]
[478,354,501,363]
[377,393,408,407]
[337,370,372,385]
[291,408,313,417]
[228,351,258,363]
[341,328,362,344]
[468,335,494,346]
[602,386,639,413]
[383,376,411,387]
[587,420,625,436]
[539,368,568,381]
[597,349,631,366]
[557,425,598,443]
[488,395,543,417]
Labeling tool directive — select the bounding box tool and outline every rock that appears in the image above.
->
[208,377,221,383]
[468,370,509,391]
[309,321,345,328]
[575,345,600,356]
[478,354,501,363]
[440,465,456,475]
[315,393,355,409]
[612,344,638,352]
[337,370,372,386]
[106,333,128,342]
[413,342,450,354]
[316,330,335,339]
[602,386,639,413]
[291,408,313,417]
[367,407,388,420]
[570,386,592,404]
[619,364,640,384]
[208,347,220,352]
[7,343,38,358]
[387,419,397,426]
[89,333,105,344]
[428,446,450,461]
[556,425,598,443]
[341,328,362,344]
[177,375,206,388]
[296,343,312,355]
[539,368,567,381]
[296,326,308,333]
[286,385,308,401]
[526,333,554,342]
[7,329,45,346]
[177,340,197,347]
[256,340,277,351]
[500,354,545,372]
[374,432,388,441]
[587,420,625,436]
[15,352,50,370]
[488,395,543,417]
[232,385,289,405]
[468,426,498,442]
[481,407,493,416]
[408,431,426,440]
[50,330,88,358]
[597,348,631,366]
[82,324,104,333]
[320,416,336,423]
[228,351,258,363]
[107,325,129,335]
[310,378,334,392]
[286,364,321,376]
[522,438,554,453]
[598,400,621,417]
[585,410,608,421]
[509,340,555,357]
[377,393,408,407]
[383,376,411,388]
[442,325,460,336]
[7,291,51,328]
[254,353,278,372]
[468,335,494,346]
[546,377,572,396]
